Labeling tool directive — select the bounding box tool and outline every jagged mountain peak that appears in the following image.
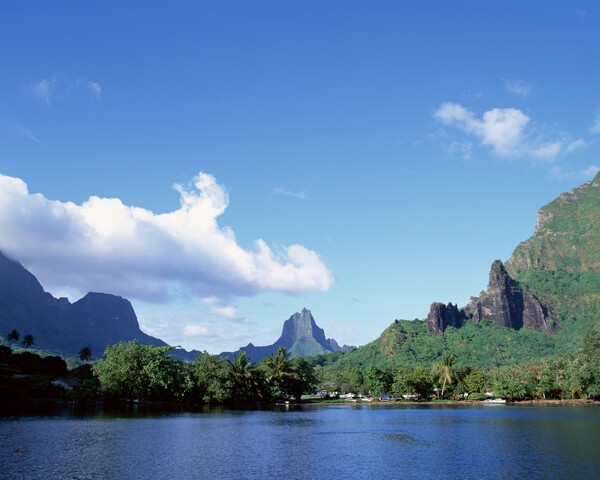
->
[219,308,341,363]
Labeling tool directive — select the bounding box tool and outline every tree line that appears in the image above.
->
[314,322,600,401]
[3,322,600,405]
[93,343,317,405]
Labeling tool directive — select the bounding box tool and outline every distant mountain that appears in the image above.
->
[220,308,345,363]
[0,250,199,361]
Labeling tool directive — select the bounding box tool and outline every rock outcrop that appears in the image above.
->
[426,260,552,334]
[425,302,465,334]
[468,260,551,332]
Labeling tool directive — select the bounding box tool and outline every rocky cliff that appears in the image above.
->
[506,173,600,275]
[425,302,464,334]
[426,260,552,334]
[467,260,551,332]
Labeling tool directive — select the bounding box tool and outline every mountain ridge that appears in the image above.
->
[0,250,199,361]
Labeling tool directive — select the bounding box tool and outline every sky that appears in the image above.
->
[1,1,600,354]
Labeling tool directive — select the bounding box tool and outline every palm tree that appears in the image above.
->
[226,351,257,401]
[264,347,293,382]
[436,354,455,399]
[7,329,20,344]
[79,346,92,362]
[264,347,294,399]
[22,334,34,348]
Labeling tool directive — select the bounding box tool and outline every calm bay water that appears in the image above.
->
[1,404,599,479]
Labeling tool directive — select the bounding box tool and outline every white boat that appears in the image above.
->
[483,398,507,404]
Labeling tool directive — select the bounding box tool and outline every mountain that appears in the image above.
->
[319,172,600,369]
[219,308,344,363]
[0,250,199,361]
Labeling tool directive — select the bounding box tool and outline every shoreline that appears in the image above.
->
[288,398,600,407]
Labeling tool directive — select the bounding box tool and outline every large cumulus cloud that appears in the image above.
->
[0,172,335,301]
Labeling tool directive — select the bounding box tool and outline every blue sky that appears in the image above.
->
[1,2,600,353]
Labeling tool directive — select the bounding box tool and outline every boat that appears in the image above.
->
[483,398,507,404]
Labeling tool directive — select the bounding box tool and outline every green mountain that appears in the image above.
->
[318,172,600,370]
[0,250,199,361]
[220,308,343,363]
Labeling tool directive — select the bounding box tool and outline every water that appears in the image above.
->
[1,404,599,479]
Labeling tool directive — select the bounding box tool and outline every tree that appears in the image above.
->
[391,367,412,398]
[93,340,180,400]
[410,365,434,398]
[262,347,294,399]
[287,358,318,401]
[7,329,20,344]
[463,370,487,395]
[186,351,229,404]
[364,365,392,397]
[580,322,600,398]
[264,347,293,383]
[22,334,34,348]
[226,351,262,403]
[79,346,92,362]
[434,354,455,399]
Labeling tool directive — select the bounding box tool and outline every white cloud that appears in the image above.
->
[590,114,600,135]
[505,79,532,97]
[274,187,306,199]
[0,172,335,303]
[435,102,570,160]
[183,325,210,337]
[209,305,242,321]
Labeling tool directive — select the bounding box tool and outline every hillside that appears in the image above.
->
[0,251,198,361]
[316,172,600,371]
[220,308,343,363]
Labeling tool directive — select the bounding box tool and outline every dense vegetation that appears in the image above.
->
[3,321,600,406]
[308,321,600,401]
[91,342,317,405]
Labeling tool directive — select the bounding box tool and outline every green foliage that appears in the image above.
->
[463,370,487,394]
[185,351,230,404]
[93,340,181,401]
[364,364,392,396]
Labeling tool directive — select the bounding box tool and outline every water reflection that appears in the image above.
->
[1,405,599,479]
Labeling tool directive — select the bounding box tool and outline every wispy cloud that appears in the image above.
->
[28,75,102,105]
[274,187,306,199]
[0,172,335,303]
[87,82,102,100]
[504,79,532,97]
[434,102,575,160]
[446,140,473,160]
[31,78,57,106]
[15,124,42,144]
[590,114,600,135]
[565,139,586,153]
[551,165,599,181]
